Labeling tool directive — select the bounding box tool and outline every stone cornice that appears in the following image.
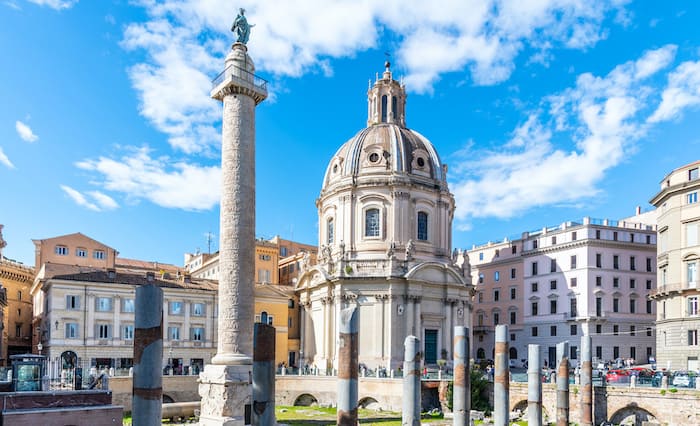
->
[212,84,266,105]
[521,238,656,257]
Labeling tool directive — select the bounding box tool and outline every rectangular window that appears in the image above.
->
[76,247,87,257]
[15,325,21,338]
[572,231,577,241]
[55,245,68,255]
[630,256,636,271]
[630,326,636,336]
[478,292,483,303]
[95,297,112,312]
[596,324,602,334]
[65,323,79,339]
[494,271,500,281]
[550,325,557,336]
[570,324,577,336]
[550,300,557,314]
[689,262,698,287]
[191,327,205,341]
[531,282,538,292]
[97,323,111,339]
[596,276,602,286]
[258,254,271,261]
[192,303,206,316]
[596,346,602,359]
[510,268,516,279]
[123,325,134,340]
[596,253,602,268]
[550,259,557,273]
[66,295,80,310]
[596,229,601,239]
[690,167,699,181]
[647,327,652,336]
[613,325,619,335]
[532,302,538,316]
[512,245,517,254]
[613,277,619,288]
[630,233,635,242]
[687,222,698,247]
[510,288,516,299]
[493,313,500,326]
[570,298,577,317]
[688,296,699,316]
[646,235,651,244]
[122,299,135,313]
[417,212,428,240]
[613,231,618,241]
[647,300,653,314]
[551,236,557,245]
[613,298,619,313]
[168,326,181,340]
[495,249,500,258]
[630,278,636,289]
[688,330,698,346]
[93,250,105,259]
[510,311,516,325]
[533,240,538,249]
[646,279,652,290]
[570,277,577,287]
[550,280,557,290]
[688,192,698,204]
[613,255,619,269]
[280,247,288,257]
[630,299,636,313]
[532,327,538,337]
[570,255,577,269]
[169,301,183,315]
[494,290,500,302]
[596,297,602,316]
[570,345,578,360]
[630,346,636,360]
[478,273,484,284]
[258,269,271,283]
[531,262,538,276]
[647,258,653,272]
[365,208,380,237]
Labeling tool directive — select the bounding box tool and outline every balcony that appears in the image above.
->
[473,325,491,334]
[211,64,268,102]
[649,282,697,298]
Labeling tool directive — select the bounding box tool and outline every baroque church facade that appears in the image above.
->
[296,63,473,372]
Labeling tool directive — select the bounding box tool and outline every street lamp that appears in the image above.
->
[37,342,43,355]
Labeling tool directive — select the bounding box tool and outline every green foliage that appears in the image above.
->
[660,389,666,395]
[669,387,678,393]
[446,368,491,414]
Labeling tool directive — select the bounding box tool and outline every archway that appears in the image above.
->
[293,393,318,406]
[162,394,174,403]
[358,397,380,409]
[609,405,657,426]
[476,348,485,359]
[509,347,518,360]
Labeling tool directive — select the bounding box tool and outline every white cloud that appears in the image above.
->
[87,191,119,210]
[60,185,118,212]
[648,60,700,123]
[122,0,630,152]
[15,120,38,142]
[0,147,14,169]
[26,0,77,10]
[61,185,100,211]
[75,147,220,210]
[450,45,681,223]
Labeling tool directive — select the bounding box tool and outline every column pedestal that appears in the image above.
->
[198,364,252,426]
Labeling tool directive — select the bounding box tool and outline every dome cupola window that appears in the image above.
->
[365,208,380,237]
[327,217,335,244]
[417,212,429,241]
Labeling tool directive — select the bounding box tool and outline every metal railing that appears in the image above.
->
[212,64,268,93]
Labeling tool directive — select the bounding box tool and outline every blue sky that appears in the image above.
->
[2,0,700,267]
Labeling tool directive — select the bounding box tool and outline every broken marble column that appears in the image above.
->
[132,283,163,426]
[337,307,358,426]
[556,341,570,426]
[580,335,592,426]
[252,323,276,426]
[528,344,542,426]
[493,325,509,426]
[453,326,470,426]
[403,335,421,426]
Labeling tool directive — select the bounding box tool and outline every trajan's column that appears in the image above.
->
[199,8,267,426]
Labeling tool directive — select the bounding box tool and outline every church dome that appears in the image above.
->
[321,62,447,194]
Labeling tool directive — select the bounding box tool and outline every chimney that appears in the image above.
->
[636,205,641,216]
[146,271,155,282]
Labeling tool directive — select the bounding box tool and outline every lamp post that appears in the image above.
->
[37,342,43,355]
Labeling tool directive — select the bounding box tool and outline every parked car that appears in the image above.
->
[672,371,693,387]
[605,369,630,383]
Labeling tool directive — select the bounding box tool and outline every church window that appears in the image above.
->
[369,152,380,163]
[416,157,425,168]
[327,218,334,244]
[365,208,380,237]
[392,96,397,121]
[381,95,387,122]
[417,212,428,241]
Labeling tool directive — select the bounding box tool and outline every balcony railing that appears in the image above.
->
[212,64,268,93]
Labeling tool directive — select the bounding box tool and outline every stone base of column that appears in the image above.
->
[198,364,252,426]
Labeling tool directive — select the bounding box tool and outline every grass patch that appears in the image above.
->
[275,405,449,425]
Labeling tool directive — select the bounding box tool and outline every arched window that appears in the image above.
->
[417,212,428,241]
[260,311,268,325]
[327,218,334,244]
[476,348,486,359]
[509,347,518,360]
[381,95,388,122]
[392,96,397,121]
[365,208,380,237]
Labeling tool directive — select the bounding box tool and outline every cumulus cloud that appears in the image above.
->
[26,0,77,10]
[0,147,14,169]
[450,44,681,224]
[122,0,630,153]
[75,147,220,210]
[648,60,700,123]
[15,120,38,142]
[60,185,118,212]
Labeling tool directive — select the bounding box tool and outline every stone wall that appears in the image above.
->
[111,375,200,413]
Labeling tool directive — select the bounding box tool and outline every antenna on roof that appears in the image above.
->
[206,231,214,254]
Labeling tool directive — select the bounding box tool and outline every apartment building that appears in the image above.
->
[650,161,700,370]
[30,233,217,375]
[469,213,657,367]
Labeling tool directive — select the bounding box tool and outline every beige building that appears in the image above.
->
[650,161,700,370]
[296,63,472,372]
[30,233,217,375]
